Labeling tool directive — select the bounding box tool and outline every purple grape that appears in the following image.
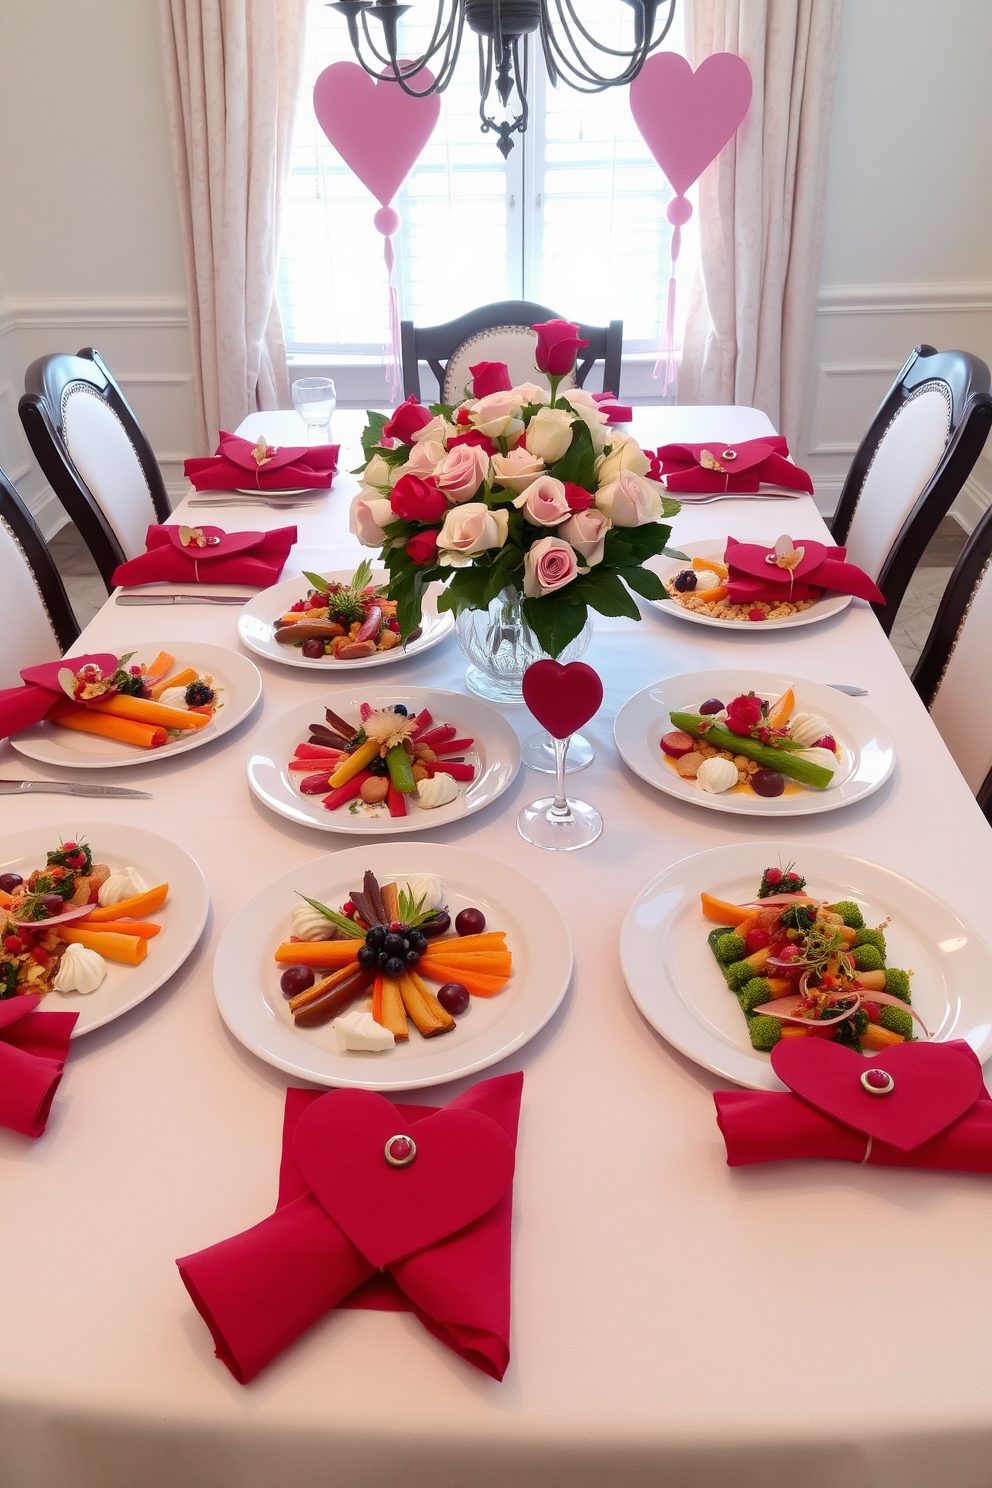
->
[751,769,785,798]
[280,966,315,998]
[0,873,22,894]
[39,894,67,917]
[437,982,469,1016]
[421,910,450,939]
[455,907,486,937]
[301,637,325,660]
[698,698,724,715]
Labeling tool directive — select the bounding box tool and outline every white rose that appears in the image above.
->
[524,406,575,464]
[595,432,651,485]
[400,439,447,477]
[509,381,550,406]
[512,475,571,526]
[362,452,393,490]
[490,447,546,493]
[436,502,510,567]
[350,494,395,546]
[411,415,457,445]
[560,509,610,567]
[595,470,665,527]
[561,390,610,453]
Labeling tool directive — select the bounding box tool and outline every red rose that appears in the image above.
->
[406,530,439,566]
[390,474,448,523]
[563,482,594,512]
[455,406,472,426]
[725,694,764,735]
[448,430,495,456]
[383,395,433,444]
[469,361,512,398]
[532,319,590,377]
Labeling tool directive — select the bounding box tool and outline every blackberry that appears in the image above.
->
[185,680,215,708]
[672,569,697,592]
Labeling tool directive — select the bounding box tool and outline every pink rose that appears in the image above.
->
[532,319,589,377]
[512,475,571,527]
[490,446,545,493]
[436,502,510,567]
[560,509,609,567]
[383,395,433,444]
[435,443,489,504]
[390,473,448,523]
[402,439,446,477]
[523,535,580,597]
[470,361,512,398]
[350,494,395,547]
[406,530,439,566]
[595,470,665,527]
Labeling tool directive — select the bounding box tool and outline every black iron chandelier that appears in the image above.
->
[328,1,677,156]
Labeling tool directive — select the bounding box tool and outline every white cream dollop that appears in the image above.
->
[696,756,739,793]
[159,686,189,710]
[692,569,721,592]
[795,747,838,778]
[97,866,149,908]
[416,772,459,809]
[333,1008,395,1053]
[788,711,832,748]
[53,943,107,995]
[393,874,445,911]
[290,900,340,941]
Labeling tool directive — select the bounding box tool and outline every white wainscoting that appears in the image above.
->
[798,281,992,528]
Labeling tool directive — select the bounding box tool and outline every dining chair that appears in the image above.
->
[18,347,171,591]
[830,345,992,636]
[911,500,992,821]
[0,464,80,690]
[400,300,623,404]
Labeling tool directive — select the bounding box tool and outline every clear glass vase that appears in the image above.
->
[453,586,592,703]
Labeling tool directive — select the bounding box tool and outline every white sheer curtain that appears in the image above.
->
[160,0,307,450]
[680,0,844,451]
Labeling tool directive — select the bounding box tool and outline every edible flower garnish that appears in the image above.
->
[362,707,418,753]
[252,436,275,466]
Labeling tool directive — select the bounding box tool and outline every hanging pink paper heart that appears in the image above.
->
[771,1039,982,1152]
[313,62,441,208]
[629,52,752,198]
[294,1089,515,1269]
[522,660,603,739]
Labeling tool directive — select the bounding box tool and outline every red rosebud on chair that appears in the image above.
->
[383,395,433,444]
[390,474,448,523]
[469,361,512,398]
[406,530,439,566]
[532,319,589,377]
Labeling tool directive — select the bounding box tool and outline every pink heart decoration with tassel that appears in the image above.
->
[313,62,440,208]
[522,661,603,740]
[629,52,752,198]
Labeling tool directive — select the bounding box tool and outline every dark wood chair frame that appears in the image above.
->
[0,464,80,654]
[400,300,623,403]
[19,347,171,591]
[912,499,992,823]
[830,344,992,636]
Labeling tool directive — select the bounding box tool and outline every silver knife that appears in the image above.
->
[827,684,868,696]
[0,780,153,798]
[115,593,248,606]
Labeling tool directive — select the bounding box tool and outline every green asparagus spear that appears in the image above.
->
[669,712,835,789]
[386,744,417,794]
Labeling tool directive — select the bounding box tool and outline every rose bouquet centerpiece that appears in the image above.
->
[348,319,682,663]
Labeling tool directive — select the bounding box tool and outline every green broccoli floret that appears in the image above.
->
[852,943,884,972]
[726,960,755,992]
[830,900,864,929]
[715,932,747,964]
[854,927,886,955]
[879,1004,914,1039]
[748,1015,782,1051]
[883,968,912,1003]
[780,902,816,932]
[738,978,771,1015]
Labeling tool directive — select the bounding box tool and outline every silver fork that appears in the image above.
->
[185,498,312,510]
[675,492,803,505]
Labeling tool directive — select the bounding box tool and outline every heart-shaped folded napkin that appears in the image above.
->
[0,994,78,1138]
[653,436,814,494]
[111,525,297,589]
[723,537,885,606]
[0,654,117,741]
[522,660,604,739]
[295,1089,515,1268]
[184,432,339,492]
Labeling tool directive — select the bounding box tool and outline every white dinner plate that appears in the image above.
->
[620,841,992,1091]
[247,686,521,835]
[10,643,262,770]
[0,821,208,1036]
[236,568,454,670]
[614,670,894,816]
[646,539,853,630]
[214,842,572,1090]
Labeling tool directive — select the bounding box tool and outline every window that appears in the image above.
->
[279,2,695,399]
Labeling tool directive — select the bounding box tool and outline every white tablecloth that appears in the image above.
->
[2,407,991,1488]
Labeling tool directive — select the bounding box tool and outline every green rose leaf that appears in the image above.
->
[618,565,666,600]
[429,403,456,420]
[521,590,588,658]
[548,417,597,491]
[360,410,390,464]
[436,566,491,617]
[574,569,641,621]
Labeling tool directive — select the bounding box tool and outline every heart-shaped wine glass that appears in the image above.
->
[517,661,604,850]
[521,658,601,775]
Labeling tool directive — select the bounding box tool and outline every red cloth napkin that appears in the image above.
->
[715,1041,992,1172]
[591,391,633,424]
[111,525,297,589]
[723,536,885,605]
[0,655,117,741]
[184,431,339,492]
[0,995,77,1137]
[177,1072,522,1384]
[653,436,814,493]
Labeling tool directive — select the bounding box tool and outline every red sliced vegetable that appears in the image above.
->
[853,987,932,1037]
[359,703,372,722]
[432,736,474,755]
[294,742,343,760]
[740,895,824,908]
[322,771,372,811]
[416,724,456,748]
[11,901,96,930]
[289,756,342,771]
[424,760,475,782]
[410,709,433,738]
[387,781,407,818]
[356,605,382,644]
[299,771,333,795]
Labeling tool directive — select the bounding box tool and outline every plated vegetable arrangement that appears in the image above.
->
[46,651,222,751]
[273,561,409,662]
[662,685,840,798]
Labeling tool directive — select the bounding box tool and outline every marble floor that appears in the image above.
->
[48,514,969,675]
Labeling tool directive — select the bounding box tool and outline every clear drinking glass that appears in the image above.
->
[292,377,337,444]
[516,734,603,851]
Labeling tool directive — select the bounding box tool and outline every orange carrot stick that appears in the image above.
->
[69,919,160,938]
[142,652,175,683]
[273,941,361,968]
[81,884,168,921]
[87,695,210,731]
[149,666,197,701]
[58,928,147,964]
[52,711,168,749]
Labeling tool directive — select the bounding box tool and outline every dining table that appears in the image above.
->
[3,402,992,1488]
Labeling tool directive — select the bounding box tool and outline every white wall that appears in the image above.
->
[0,0,988,535]
[797,0,992,524]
